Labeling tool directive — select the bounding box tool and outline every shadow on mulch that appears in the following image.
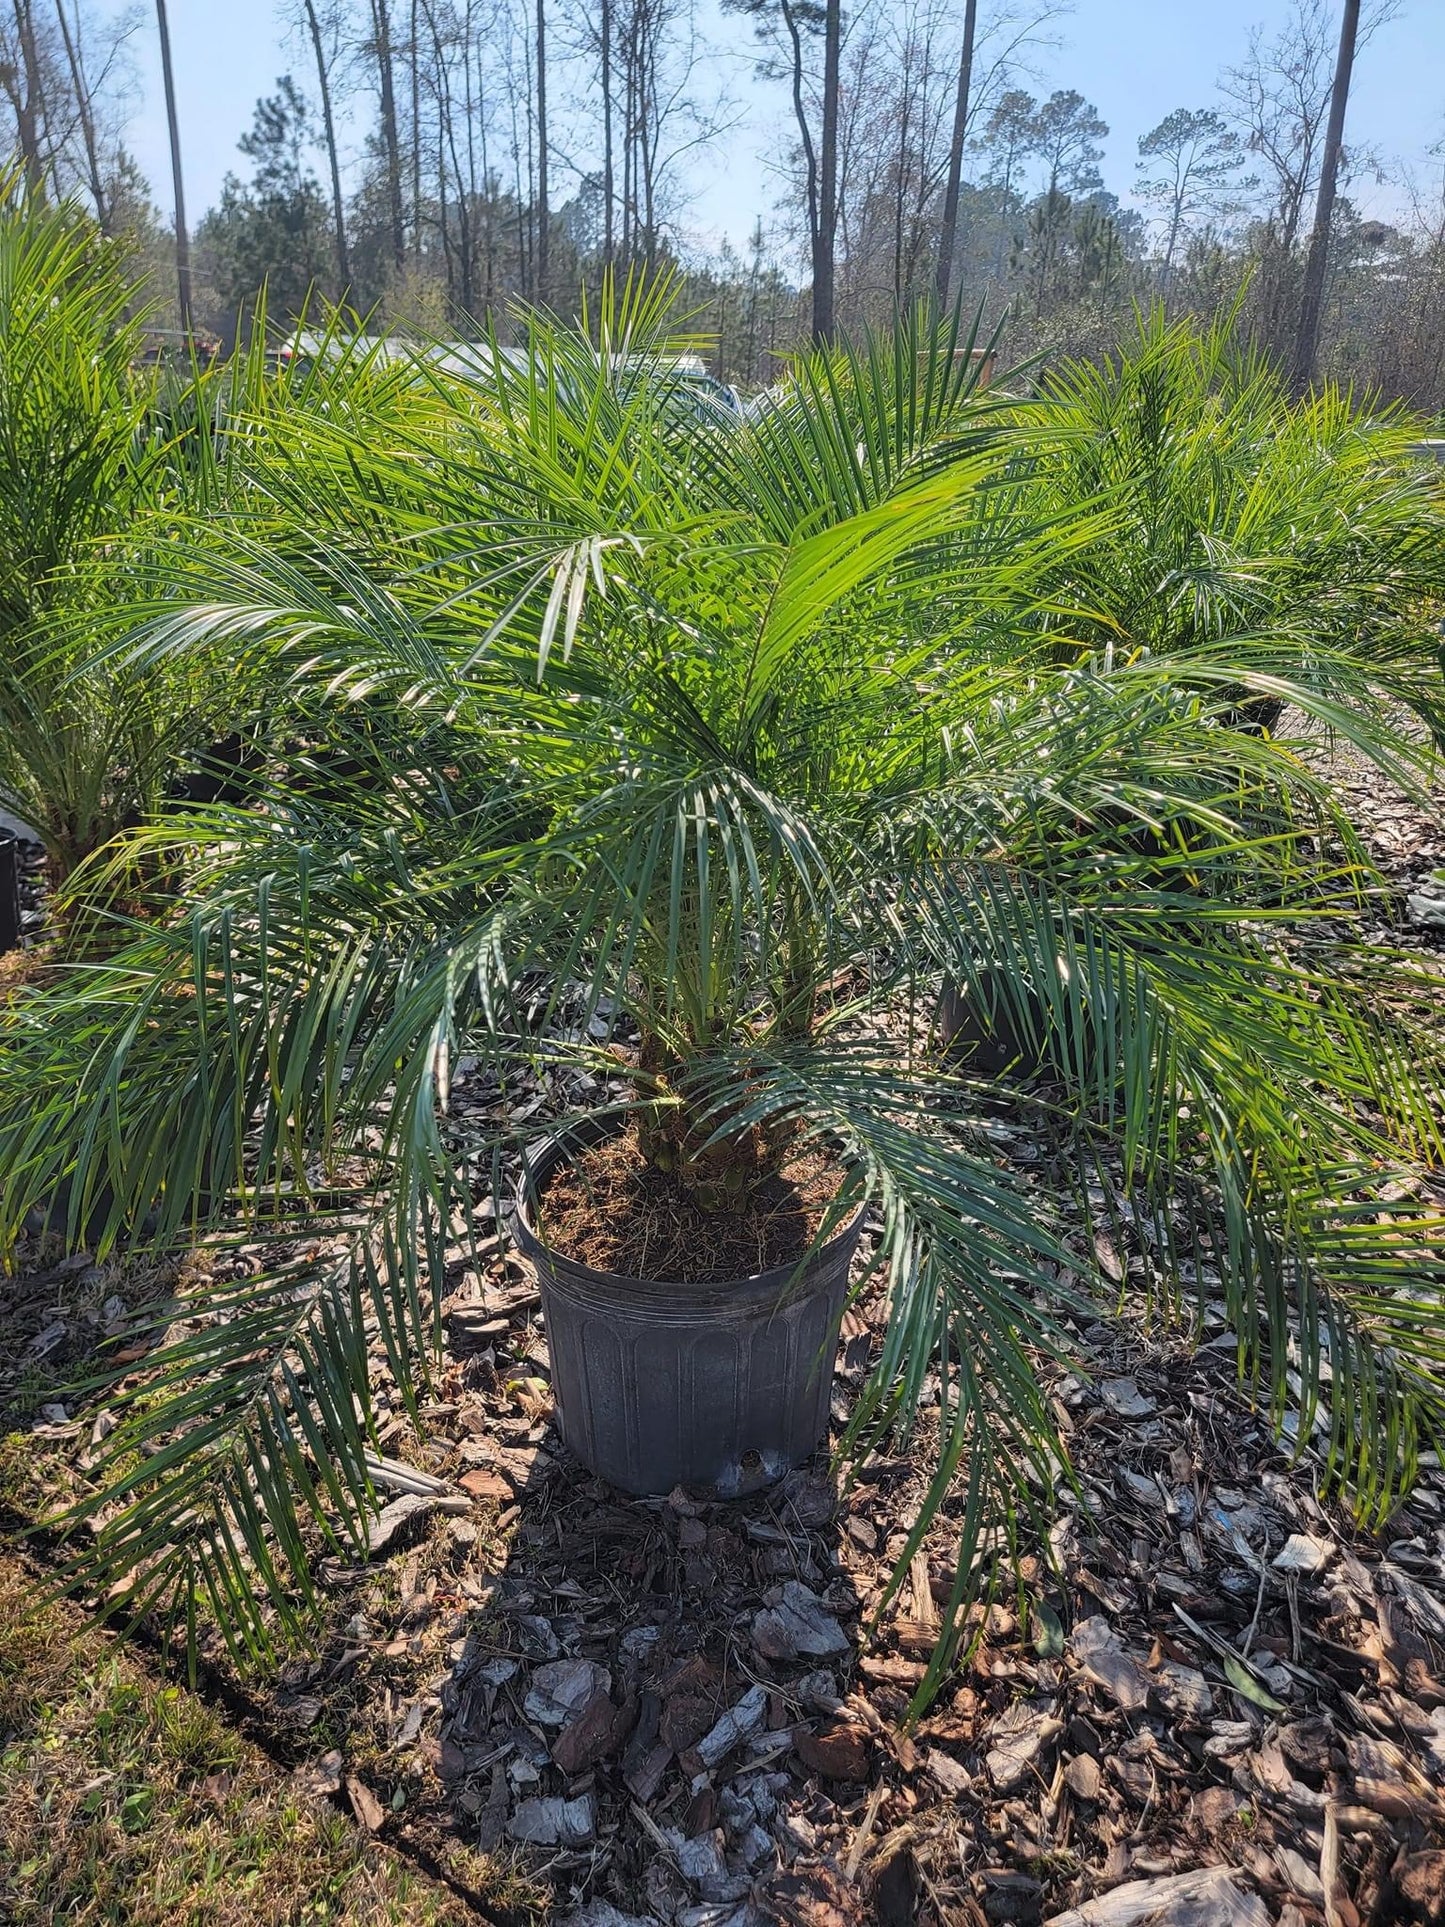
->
[304,1260,1445,1927]
[444,1435,875,1925]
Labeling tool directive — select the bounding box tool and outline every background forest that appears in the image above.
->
[4,0,1445,403]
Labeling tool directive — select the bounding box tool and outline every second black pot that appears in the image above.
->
[0,834,21,955]
[512,1124,863,1498]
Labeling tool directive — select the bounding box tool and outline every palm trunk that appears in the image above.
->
[303,0,350,292]
[933,0,977,307]
[1291,0,1360,393]
[154,0,192,337]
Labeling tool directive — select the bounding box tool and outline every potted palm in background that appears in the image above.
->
[1014,303,1445,736]
[2,282,1444,1685]
[0,190,210,894]
[0,183,416,923]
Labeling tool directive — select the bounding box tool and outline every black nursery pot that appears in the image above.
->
[512,1123,864,1499]
[0,834,21,955]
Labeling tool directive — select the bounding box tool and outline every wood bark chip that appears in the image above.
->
[552,1686,631,1776]
[1393,1850,1445,1924]
[752,1580,851,1660]
[695,1684,767,1768]
[507,1793,596,1845]
[457,1467,511,1501]
[1045,1867,1270,1926]
[793,1718,871,1782]
[344,1773,386,1832]
[658,1690,714,1754]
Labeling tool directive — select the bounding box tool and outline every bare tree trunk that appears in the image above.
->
[744,218,762,382]
[991,144,1017,281]
[409,0,421,249]
[1162,183,1185,284]
[812,0,840,343]
[463,0,491,308]
[154,0,192,336]
[371,0,406,271]
[303,0,350,291]
[437,116,452,292]
[891,61,912,300]
[509,77,528,296]
[639,3,656,266]
[426,0,473,309]
[621,0,636,261]
[54,0,106,225]
[1292,0,1360,393]
[600,0,613,264]
[463,0,478,208]
[534,0,548,301]
[933,0,976,307]
[779,0,818,302]
[9,0,47,195]
[479,78,497,308]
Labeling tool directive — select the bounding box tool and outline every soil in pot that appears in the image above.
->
[535,1123,842,1283]
[517,1123,862,1495]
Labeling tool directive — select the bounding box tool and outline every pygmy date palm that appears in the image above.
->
[2,286,1443,1694]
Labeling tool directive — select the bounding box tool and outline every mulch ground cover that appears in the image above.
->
[2,744,1444,1926]
[7,1163,1445,1927]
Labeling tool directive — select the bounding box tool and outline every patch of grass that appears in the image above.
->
[0,1556,482,1925]
[5,1358,64,1423]
[0,1429,47,1521]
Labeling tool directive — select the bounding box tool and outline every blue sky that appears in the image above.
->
[128,0,1445,257]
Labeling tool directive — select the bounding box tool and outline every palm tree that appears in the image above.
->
[1016,305,1445,739]
[0,193,415,898]
[3,289,1443,1687]
[0,187,213,887]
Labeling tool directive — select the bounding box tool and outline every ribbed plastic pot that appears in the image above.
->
[0,834,21,956]
[512,1123,863,1499]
